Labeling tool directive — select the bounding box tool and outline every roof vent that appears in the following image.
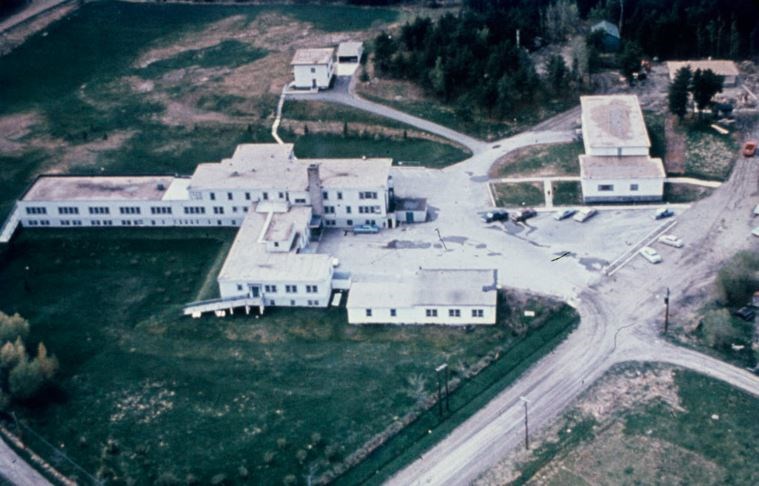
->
[156,183,166,191]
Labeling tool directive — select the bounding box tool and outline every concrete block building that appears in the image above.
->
[666,60,739,87]
[291,48,336,90]
[579,95,665,203]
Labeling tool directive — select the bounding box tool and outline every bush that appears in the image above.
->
[701,309,740,350]
[8,358,45,400]
[0,311,30,342]
[716,251,759,307]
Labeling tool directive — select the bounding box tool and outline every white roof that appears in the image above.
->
[666,60,739,80]
[579,155,665,179]
[162,178,190,200]
[218,209,331,283]
[291,48,334,65]
[337,41,363,58]
[309,158,392,189]
[264,206,311,243]
[347,269,498,309]
[22,176,173,202]
[581,95,650,149]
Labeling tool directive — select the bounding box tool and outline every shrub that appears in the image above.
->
[716,251,759,307]
[0,312,30,343]
[8,358,45,400]
[701,309,740,349]
[296,448,308,464]
[283,475,297,486]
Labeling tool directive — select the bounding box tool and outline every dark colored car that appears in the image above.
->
[512,208,537,223]
[481,210,509,223]
[733,307,756,322]
[654,208,674,220]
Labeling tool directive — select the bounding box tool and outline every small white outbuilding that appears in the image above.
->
[291,48,336,90]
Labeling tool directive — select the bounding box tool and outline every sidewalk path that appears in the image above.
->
[0,0,71,34]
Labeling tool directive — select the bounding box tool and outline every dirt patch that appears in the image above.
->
[0,111,42,155]
[279,119,458,146]
[0,3,79,56]
[159,100,236,127]
[27,130,137,172]
[665,115,686,174]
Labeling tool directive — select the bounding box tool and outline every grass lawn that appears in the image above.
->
[552,181,582,206]
[282,100,408,128]
[492,182,545,207]
[683,123,738,181]
[285,133,470,168]
[490,142,583,178]
[508,364,759,486]
[663,182,714,203]
[0,229,576,484]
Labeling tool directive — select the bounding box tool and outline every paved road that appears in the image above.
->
[0,436,50,485]
[285,76,488,154]
[0,0,72,34]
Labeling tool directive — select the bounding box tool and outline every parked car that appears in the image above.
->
[553,208,577,221]
[658,234,684,248]
[654,207,674,220]
[753,204,759,216]
[481,210,509,223]
[753,227,759,237]
[639,246,662,264]
[353,224,380,234]
[573,208,597,223]
[512,208,537,223]
[743,140,757,157]
[733,306,756,322]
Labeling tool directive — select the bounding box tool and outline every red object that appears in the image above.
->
[743,140,757,157]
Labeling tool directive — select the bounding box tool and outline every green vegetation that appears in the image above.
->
[0,229,573,484]
[684,122,738,181]
[663,182,713,203]
[138,40,268,78]
[492,182,545,207]
[283,100,406,128]
[552,181,582,206]
[513,364,759,485]
[491,143,583,178]
[286,133,470,168]
[644,111,666,160]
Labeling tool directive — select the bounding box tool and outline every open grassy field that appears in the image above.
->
[0,229,577,484]
[492,182,545,208]
[683,123,739,181]
[489,142,583,179]
[0,1,406,222]
[552,181,582,206]
[480,363,759,485]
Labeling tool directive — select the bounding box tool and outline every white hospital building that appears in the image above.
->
[579,95,665,203]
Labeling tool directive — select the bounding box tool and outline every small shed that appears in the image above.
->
[591,20,621,51]
[337,41,364,64]
[395,197,427,224]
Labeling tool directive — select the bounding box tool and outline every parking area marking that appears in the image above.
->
[604,219,678,276]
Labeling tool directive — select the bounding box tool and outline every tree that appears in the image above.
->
[546,55,568,95]
[618,41,643,81]
[36,342,59,380]
[691,68,724,113]
[8,358,45,400]
[668,67,691,119]
[372,32,396,74]
[544,0,579,43]
[701,309,739,350]
[0,311,30,342]
[428,56,447,98]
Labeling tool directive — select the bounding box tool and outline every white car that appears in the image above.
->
[639,246,662,264]
[753,227,759,237]
[658,234,684,248]
[753,204,759,216]
[573,208,597,223]
[553,208,577,221]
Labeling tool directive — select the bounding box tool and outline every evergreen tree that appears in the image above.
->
[668,67,691,120]
[691,68,724,114]
[546,55,568,95]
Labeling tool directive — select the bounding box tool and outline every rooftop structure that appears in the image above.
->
[580,95,650,151]
[666,60,739,82]
[579,155,665,179]
[591,20,620,39]
[314,158,393,189]
[22,176,174,202]
[291,48,335,66]
[337,41,363,59]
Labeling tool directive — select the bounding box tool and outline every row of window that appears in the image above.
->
[25,219,238,227]
[324,219,377,227]
[258,284,319,294]
[364,308,486,318]
[359,191,378,200]
[597,183,639,192]
[27,204,253,217]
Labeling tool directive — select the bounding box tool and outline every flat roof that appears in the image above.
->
[396,197,427,211]
[218,210,331,283]
[264,206,311,243]
[291,48,334,66]
[666,60,739,80]
[162,178,190,201]
[22,176,174,202]
[581,95,650,149]
[337,41,363,58]
[347,269,498,309]
[579,155,665,179]
[309,158,392,189]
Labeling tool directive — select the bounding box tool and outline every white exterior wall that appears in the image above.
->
[347,304,496,325]
[583,144,650,157]
[219,273,332,308]
[321,186,389,228]
[293,63,334,89]
[581,177,663,202]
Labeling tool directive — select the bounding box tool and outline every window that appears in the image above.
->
[598,184,614,192]
[227,192,233,201]
[184,207,205,214]
[274,242,279,247]
[359,192,378,200]
[346,219,353,226]
[39,220,50,226]
[359,206,377,214]
[425,309,438,317]
[232,207,238,213]
[90,220,101,226]
[630,183,639,191]
[150,207,172,215]
[365,309,372,317]
[213,207,224,214]
[237,284,243,291]
[26,207,46,215]
[60,220,70,226]
[322,191,329,200]
[390,309,397,317]
[337,192,343,200]
[210,193,216,201]
[72,220,82,226]
[27,220,38,226]
[290,300,295,306]
[278,192,285,199]
[103,220,113,226]
[243,207,248,213]
[448,309,461,317]
[310,67,316,73]
[324,206,335,214]
[262,192,269,200]
[325,220,336,226]
[294,198,306,204]
[245,192,251,201]
[89,207,109,215]
[119,207,140,215]
[472,309,484,318]
[285,285,297,293]
[345,206,352,214]
[306,285,318,293]
[58,207,79,215]
[264,284,278,293]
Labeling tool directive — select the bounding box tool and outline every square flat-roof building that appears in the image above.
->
[578,95,665,202]
[291,47,336,90]
[347,269,498,325]
[667,60,739,87]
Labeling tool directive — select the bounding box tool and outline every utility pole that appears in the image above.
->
[520,396,530,450]
[434,228,447,251]
[436,364,449,416]
[663,287,670,334]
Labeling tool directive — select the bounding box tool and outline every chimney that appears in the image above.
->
[307,164,324,216]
